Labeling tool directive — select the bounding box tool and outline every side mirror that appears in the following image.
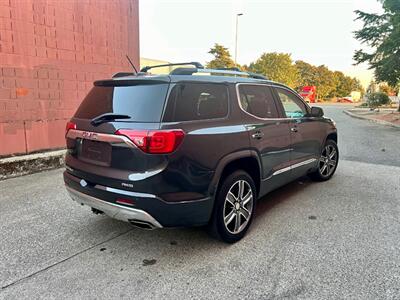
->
[310,106,324,117]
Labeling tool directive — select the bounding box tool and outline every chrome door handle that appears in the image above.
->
[251,131,264,139]
[291,127,298,133]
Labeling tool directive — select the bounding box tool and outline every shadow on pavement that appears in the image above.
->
[255,176,313,219]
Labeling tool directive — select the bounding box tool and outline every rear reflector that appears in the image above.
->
[116,198,135,206]
[115,129,184,154]
[65,121,76,136]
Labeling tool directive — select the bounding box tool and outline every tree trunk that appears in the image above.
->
[398,84,400,112]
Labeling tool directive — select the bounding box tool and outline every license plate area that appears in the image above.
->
[78,139,112,166]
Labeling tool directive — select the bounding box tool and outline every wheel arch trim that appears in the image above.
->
[322,130,338,152]
[209,150,262,197]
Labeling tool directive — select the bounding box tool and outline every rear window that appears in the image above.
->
[74,84,169,122]
[238,85,279,119]
[163,83,228,122]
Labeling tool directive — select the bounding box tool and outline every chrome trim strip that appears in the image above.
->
[95,185,157,199]
[291,158,318,169]
[273,166,291,176]
[66,129,136,148]
[128,168,165,181]
[101,184,210,204]
[66,186,163,228]
[271,158,317,177]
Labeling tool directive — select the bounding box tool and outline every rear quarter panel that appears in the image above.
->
[160,123,251,200]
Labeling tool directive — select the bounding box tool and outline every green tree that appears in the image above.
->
[367,92,391,108]
[295,61,363,99]
[206,44,236,69]
[354,0,400,110]
[351,78,365,95]
[313,65,336,100]
[331,71,350,98]
[295,60,318,88]
[379,83,398,95]
[248,52,299,88]
[332,73,364,98]
[367,80,378,94]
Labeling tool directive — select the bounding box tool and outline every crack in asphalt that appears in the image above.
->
[0,228,134,291]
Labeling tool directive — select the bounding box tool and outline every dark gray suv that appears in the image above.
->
[64,62,338,243]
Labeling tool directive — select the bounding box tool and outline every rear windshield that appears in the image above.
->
[74,84,169,122]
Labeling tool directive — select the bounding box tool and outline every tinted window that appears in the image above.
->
[238,85,279,118]
[74,84,169,122]
[163,83,228,122]
[275,88,308,118]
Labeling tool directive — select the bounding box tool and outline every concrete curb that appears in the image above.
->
[0,149,66,180]
[343,110,400,129]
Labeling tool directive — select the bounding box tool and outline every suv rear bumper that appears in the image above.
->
[66,186,163,229]
[64,171,214,227]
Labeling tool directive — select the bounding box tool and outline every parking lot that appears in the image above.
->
[1,105,399,299]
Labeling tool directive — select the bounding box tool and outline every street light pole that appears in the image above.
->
[234,13,243,67]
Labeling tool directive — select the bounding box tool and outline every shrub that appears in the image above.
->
[366,92,391,108]
[357,102,369,108]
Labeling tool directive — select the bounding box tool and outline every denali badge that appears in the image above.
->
[121,182,133,188]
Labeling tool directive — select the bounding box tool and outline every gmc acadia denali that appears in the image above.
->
[64,62,338,243]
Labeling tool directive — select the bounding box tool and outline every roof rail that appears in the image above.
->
[140,62,204,73]
[169,67,268,80]
[216,67,241,72]
[246,72,268,80]
[169,67,198,75]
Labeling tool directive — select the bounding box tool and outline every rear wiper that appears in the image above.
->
[91,113,131,126]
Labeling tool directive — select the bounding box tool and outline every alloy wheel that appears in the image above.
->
[223,180,253,234]
[319,144,337,177]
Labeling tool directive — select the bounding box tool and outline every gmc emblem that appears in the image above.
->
[82,131,98,140]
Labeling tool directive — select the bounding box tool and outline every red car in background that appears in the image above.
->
[299,86,317,103]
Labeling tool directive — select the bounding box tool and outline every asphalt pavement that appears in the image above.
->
[1,105,399,299]
[320,104,400,167]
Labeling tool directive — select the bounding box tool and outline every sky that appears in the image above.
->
[140,0,384,87]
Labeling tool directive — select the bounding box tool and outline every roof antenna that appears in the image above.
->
[126,55,138,74]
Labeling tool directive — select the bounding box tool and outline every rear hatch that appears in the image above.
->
[65,77,174,185]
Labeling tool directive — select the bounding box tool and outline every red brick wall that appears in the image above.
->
[0,0,139,156]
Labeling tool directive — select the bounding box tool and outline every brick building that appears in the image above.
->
[0,0,139,157]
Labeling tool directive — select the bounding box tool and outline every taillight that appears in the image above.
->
[65,121,76,136]
[115,129,185,154]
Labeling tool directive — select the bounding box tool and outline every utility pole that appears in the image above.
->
[234,13,243,67]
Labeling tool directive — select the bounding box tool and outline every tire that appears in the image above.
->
[208,170,256,243]
[309,139,339,181]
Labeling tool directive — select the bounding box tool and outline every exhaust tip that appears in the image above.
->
[91,207,104,215]
[129,219,156,230]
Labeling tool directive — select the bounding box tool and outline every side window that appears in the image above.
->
[275,88,308,118]
[163,83,228,122]
[238,85,279,119]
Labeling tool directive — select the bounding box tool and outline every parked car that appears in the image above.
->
[64,62,339,243]
[337,97,354,103]
[337,91,362,103]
